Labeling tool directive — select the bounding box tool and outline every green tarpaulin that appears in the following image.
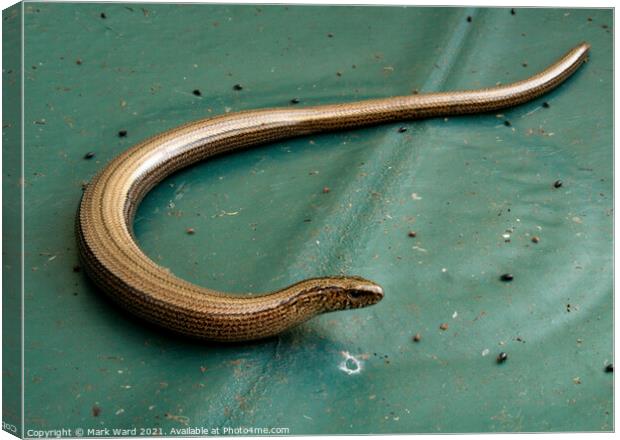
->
[3,3,612,435]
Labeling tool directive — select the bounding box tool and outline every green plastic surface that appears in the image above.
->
[8,3,615,435]
[3,3,23,433]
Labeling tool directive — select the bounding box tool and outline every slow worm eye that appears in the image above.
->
[347,291,364,300]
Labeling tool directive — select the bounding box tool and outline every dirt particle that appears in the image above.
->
[412,333,421,342]
[84,152,95,160]
[496,352,508,363]
[500,273,514,282]
[336,71,342,77]
[531,236,540,243]
[290,98,300,104]
[322,187,330,194]
[504,120,512,127]
[510,8,516,15]
[75,58,82,65]
[522,62,528,67]
[398,127,408,133]
[192,89,202,96]
[408,231,417,238]
[439,323,449,331]
[233,84,243,91]
[553,179,563,188]
[72,265,81,273]
[118,130,127,138]
[605,363,613,373]
[327,32,334,38]
[466,16,472,22]
[186,228,195,235]
[542,102,550,108]
[92,405,101,417]
[100,12,106,19]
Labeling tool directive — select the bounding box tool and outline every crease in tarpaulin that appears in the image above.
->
[258,9,479,295]
[420,8,478,92]
[212,336,295,427]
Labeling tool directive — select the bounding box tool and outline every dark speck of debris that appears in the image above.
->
[413,333,421,342]
[186,228,195,235]
[605,363,613,373]
[553,179,563,188]
[92,405,101,417]
[466,16,472,22]
[398,127,408,133]
[100,12,106,19]
[602,24,609,29]
[118,130,127,138]
[522,62,528,67]
[192,89,202,96]
[531,236,540,243]
[84,152,95,160]
[587,17,592,21]
[336,71,342,77]
[233,84,243,91]
[500,273,514,282]
[510,8,516,15]
[408,231,417,238]
[322,187,330,194]
[542,102,550,108]
[497,352,508,363]
[439,323,449,331]
[72,265,81,273]
[290,98,300,104]
[76,59,82,65]
[504,120,512,127]
[327,32,334,38]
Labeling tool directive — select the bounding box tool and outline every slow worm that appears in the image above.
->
[77,42,590,341]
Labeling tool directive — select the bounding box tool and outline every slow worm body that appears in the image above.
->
[77,43,590,341]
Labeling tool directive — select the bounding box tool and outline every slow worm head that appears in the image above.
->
[77,42,589,341]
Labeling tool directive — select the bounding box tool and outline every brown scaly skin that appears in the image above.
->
[77,43,590,342]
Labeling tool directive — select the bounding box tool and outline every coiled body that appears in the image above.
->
[77,43,590,341]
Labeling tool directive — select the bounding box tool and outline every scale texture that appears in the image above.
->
[11,4,613,433]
